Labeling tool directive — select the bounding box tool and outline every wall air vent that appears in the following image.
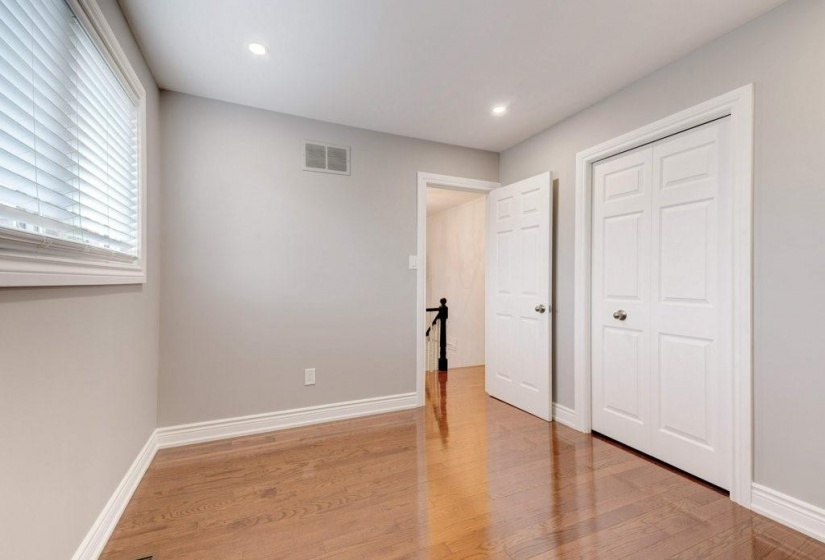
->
[303,141,351,175]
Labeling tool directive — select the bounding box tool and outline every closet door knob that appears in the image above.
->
[613,310,627,321]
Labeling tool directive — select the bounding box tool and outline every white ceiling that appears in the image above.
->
[426,187,484,215]
[120,0,786,152]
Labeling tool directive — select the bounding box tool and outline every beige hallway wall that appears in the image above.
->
[427,194,486,368]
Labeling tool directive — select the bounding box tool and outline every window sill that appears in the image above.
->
[0,248,145,287]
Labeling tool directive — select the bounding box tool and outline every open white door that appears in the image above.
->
[486,172,553,420]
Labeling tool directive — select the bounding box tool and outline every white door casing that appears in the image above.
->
[486,172,553,421]
[591,118,733,489]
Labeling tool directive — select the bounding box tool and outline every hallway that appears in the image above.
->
[102,367,825,558]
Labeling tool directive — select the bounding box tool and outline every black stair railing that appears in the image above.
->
[426,298,448,372]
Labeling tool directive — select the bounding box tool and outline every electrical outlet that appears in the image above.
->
[304,368,316,386]
[447,337,457,351]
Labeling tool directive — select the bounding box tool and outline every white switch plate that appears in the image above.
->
[408,255,418,269]
[304,368,316,386]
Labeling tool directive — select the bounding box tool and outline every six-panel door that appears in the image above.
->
[591,118,733,489]
[486,172,553,421]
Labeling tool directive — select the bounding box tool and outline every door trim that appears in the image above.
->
[416,172,500,407]
[572,85,754,506]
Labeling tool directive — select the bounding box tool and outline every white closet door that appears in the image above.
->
[591,118,733,489]
[649,120,732,489]
[591,146,653,452]
[486,172,553,421]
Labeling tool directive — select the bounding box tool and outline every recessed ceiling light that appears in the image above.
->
[248,43,268,56]
[491,105,508,116]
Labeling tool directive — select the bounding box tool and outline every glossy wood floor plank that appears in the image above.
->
[102,367,825,559]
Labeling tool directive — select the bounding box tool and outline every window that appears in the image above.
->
[0,0,145,286]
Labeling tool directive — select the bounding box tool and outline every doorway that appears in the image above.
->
[416,172,555,423]
[415,173,498,407]
[425,187,487,372]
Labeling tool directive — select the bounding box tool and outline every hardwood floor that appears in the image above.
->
[102,366,825,559]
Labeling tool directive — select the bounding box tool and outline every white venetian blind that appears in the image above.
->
[0,0,139,260]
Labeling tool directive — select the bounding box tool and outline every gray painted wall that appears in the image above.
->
[500,0,825,509]
[158,92,499,426]
[0,1,161,558]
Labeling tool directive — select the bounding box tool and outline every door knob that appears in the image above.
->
[535,304,547,314]
[613,310,627,321]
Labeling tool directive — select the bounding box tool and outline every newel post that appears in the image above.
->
[438,298,448,372]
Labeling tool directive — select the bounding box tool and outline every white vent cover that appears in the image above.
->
[304,141,351,175]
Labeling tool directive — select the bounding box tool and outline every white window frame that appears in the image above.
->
[0,0,147,287]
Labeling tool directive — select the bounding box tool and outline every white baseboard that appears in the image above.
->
[752,483,825,543]
[73,392,417,558]
[72,432,158,560]
[552,402,579,430]
[155,392,418,448]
